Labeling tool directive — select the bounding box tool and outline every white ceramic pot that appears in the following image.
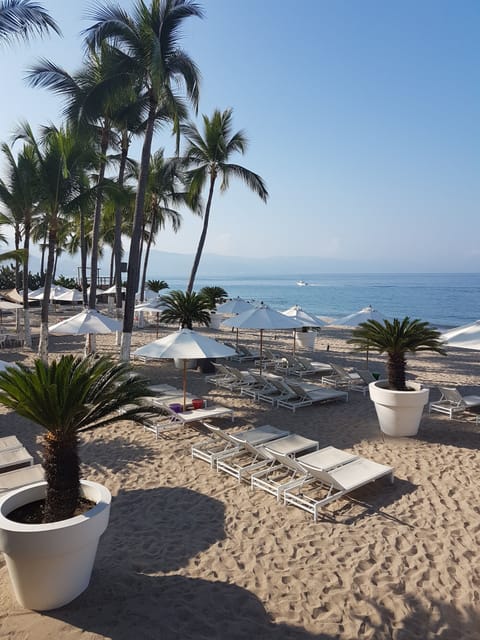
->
[0,480,111,611]
[369,380,429,437]
[209,313,223,330]
[296,331,316,351]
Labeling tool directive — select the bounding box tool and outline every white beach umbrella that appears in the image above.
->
[216,297,254,314]
[331,305,388,328]
[49,309,122,335]
[54,289,84,303]
[221,304,303,371]
[0,360,18,372]
[102,285,126,295]
[441,320,480,350]
[0,288,23,304]
[330,305,388,367]
[0,299,22,310]
[282,305,326,354]
[28,287,45,300]
[134,299,167,337]
[133,329,236,409]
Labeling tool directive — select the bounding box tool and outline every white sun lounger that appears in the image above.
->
[0,446,33,472]
[282,449,394,522]
[191,423,290,468]
[428,386,480,419]
[0,464,45,495]
[143,402,235,438]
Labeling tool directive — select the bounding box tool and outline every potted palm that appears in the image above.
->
[160,290,212,370]
[0,355,159,610]
[349,317,446,436]
[199,286,228,329]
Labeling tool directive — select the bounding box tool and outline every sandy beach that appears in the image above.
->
[0,309,479,639]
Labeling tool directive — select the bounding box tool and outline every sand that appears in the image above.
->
[0,309,479,639]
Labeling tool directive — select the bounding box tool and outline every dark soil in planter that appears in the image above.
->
[7,497,96,524]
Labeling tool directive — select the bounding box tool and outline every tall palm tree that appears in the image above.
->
[349,317,446,391]
[84,0,203,361]
[183,108,268,294]
[15,123,96,360]
[139,151,185,301]
[0,0,59,42]
[0,142,38,347]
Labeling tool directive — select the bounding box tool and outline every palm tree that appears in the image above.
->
[183,108,268,294]
[199,285,227,310]
[160,289,210,329]
[139,151,185,301]
[15,123,97,360]
[0,355,159,522]
[0,0,59,42]
[84,0,203,361]
[348,317,446,391]
[146,278,169,295]
[0,142,39,347]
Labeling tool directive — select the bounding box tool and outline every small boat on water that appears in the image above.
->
[296,280,308,286]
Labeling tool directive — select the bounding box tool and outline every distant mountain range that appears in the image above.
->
[27,248,473,278]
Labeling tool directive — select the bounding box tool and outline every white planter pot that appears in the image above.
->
[0,480,111,611]
[369,380,429,437]
[209,313,223,329]
[296,331,316,350]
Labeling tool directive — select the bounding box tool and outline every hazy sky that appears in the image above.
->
[1,0,479,272]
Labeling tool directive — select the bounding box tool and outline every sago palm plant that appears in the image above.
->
[160,290,211,329]
[0,355,159,523]
[348,317,446,391]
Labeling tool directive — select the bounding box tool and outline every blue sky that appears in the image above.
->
[1,0,479,272]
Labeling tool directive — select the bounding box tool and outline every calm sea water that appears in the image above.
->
[162,273,480,329]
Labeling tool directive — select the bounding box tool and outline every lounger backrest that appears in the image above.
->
[269,378,296,398]
[357,370,375,384]
[225,365,245,381]
[297,460,344,490]
[330,363,349,378]
[284,381,309,399]
[202,422,237,445]
[439,387,464,406]
[265,449,308,474]
[295,356,312,371]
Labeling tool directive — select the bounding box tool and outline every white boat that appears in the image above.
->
[296,280,308,286]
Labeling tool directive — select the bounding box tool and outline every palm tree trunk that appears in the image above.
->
[120,102,156,361]
[43,433,80,523]
[114,134,128,316]
[187,175,216,294]
[140,215,155,302]
[80,209,88,306]
[14,224,21,291]
[387,353,407,391]
[38,223,56,361]
[88,126,109,310]
[22,223,32,349]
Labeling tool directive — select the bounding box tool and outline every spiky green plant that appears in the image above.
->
[199,286,228,310]
[160,289,211,329]
[0,355,159,523]
[348,317,446,391]
[146,279,169,294]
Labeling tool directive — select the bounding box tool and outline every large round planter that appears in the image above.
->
[369,380,429,437]
[209,313,224,330]
[296,331,316,351]
[0,480,111,611]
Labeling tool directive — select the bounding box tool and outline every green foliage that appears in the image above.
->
[146,279,169,294]
[54,275,78,290]
[0,264,42,290]
[160,290,211,330]
[199,286,228,310]
[348,317,447,391]
[0,355,160,522]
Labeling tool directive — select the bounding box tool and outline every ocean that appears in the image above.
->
[161,273,480,330]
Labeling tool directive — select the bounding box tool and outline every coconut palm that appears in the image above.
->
[84,0,203,361]
[348,317,446,391]
[0,142,39,347]
[160,289,210,329]
[183,108,268,294]
[0,355,159,523]
[15,122,97,360]
[0,0,59,42]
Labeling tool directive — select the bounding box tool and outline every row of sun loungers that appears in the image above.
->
[192,423,394,522]
[428,386,480,421]
[208,363,348,411]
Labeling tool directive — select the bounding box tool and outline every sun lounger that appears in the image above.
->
[0,444,33,472]
[0,436,23,451]
[428,386,480,419]
[217,433,310,482]
[281,449,394,521]
[0,464,44,495]
[143,403,234,438]
[280,381,348,412]
[290,356,332,378]
[191,423,289,468]
[322,363,362,389]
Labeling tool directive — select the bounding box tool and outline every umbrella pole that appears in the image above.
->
[183,360,187,411]
[156,312,159,338]
[293,329,296,356]
[236,327,239,350]
[259,329,264,374]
